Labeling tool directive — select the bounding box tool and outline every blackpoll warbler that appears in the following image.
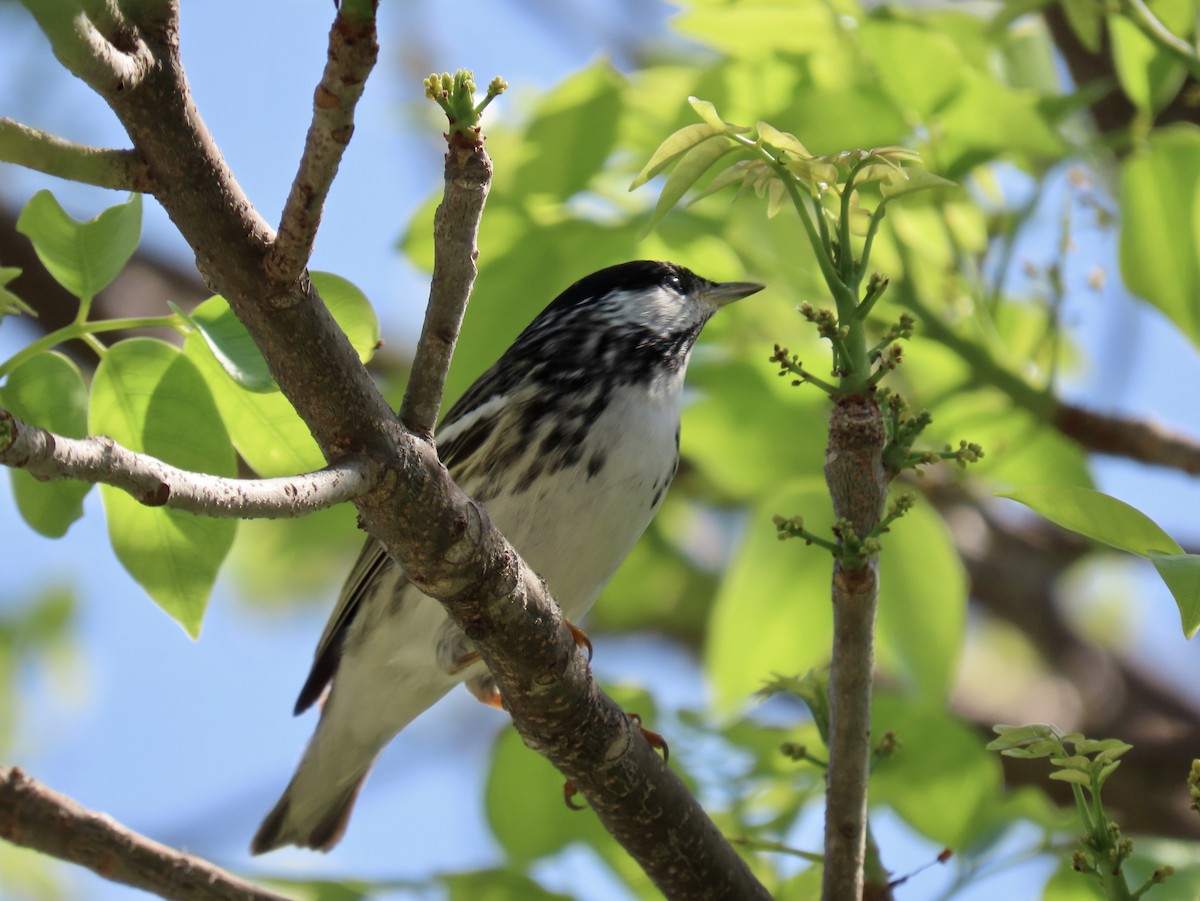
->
[251,260,763,853]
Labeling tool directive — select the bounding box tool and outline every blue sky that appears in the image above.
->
[2,2,1199,900]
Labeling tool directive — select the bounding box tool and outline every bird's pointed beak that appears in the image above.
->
[705,280,765,308]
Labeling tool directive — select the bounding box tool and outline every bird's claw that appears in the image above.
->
[562,711,669,811]
[566,619,593,662]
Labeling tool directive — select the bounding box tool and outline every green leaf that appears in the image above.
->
[1119,126,1200,346]
[1108,12,1186,113]
[484,722,613,863]
[183,328,324,476]
[879,167,956,199]
[1149,552,1200,638]
[999,485,1183,556]
[675,6,834,56]
[1048,769,1093,786]
[630,123,725,189]
[871,693,1003,847]
[1042,860,1106,900]
[858,17,966,116]
[187,272,379,393]
[311,271,380,364]
[1060,0,1104,51]
[642,136,738,235]
[443,870,572,901]
[89,339,237,637]
[0,266,33,322]
[687,96,750,134]
[0,352,90,537]
[756,121,810,157]
[185,298,276,393]
[512,61,623,200]
[705,481,834,711]
[15,191,141,302]
[876,500,967,699]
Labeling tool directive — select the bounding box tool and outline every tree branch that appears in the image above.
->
[264,8,378,285]
[399,138,490,438]
[0,406,379,517]
[821,396,889,901]
[0,119,149,191]
[18,0,153,95]
[0,763,290,901]
[0,766,291,901]
[1053,401,1200,475]
[6,3,774,897]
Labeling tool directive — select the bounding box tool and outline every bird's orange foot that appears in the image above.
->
[562,712,669,811]
[627,711,669,763]
[563,780,586,810]
[566,619,593,662]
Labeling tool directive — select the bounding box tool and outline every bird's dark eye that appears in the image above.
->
[666,274,681,292]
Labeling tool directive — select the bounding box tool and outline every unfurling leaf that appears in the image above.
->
[630,123,725,189]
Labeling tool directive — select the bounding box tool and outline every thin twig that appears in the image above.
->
[399,138,491,438]
[265,8,379,284]
[0,766,292,901]
[0,407,379,517]
[0,118,148,191]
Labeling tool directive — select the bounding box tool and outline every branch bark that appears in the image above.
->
[0,406,379,517]
[0,119,149,191]
[0,766,291,901]
[265,9,378,284]
[399,138,489,438]
[821,396,889,901]
[2,3,771,898]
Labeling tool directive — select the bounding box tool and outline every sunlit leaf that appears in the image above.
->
[1149,552,1200,638]
[630,123,725,189]
[687,96,750,134]
[880,167,956,198]
[999,485,1183,556]
[642,136,738,234]
[0,352,90,537]
[1119,126,1200,346]
[757,121,810,157]
[15,191,141,301]
[0,266,32,321]
[89,339,236,636]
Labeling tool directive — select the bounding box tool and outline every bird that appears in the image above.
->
[250,260,763,854]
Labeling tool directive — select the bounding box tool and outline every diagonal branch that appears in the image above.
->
[0,119,150,191]
[0,766,291,901]
[8,3,773,897]
[398,138,490,438]
[1053,401,1200,475]
[264,8,379,285]
[0,406,379,517]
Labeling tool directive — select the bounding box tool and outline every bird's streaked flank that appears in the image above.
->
[251,260,763,854]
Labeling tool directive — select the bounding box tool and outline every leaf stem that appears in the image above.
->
[0,315,182,378]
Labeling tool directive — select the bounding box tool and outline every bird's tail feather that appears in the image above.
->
[251,769,366,854]
[251,674,456,855]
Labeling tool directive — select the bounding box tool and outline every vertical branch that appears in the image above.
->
[398,138,491,438]
[821,396,889,901]
[266,6,380,284]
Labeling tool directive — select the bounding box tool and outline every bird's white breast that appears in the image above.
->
[484,366,687,620]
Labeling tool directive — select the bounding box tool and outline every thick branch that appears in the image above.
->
[0,766,291,901]
[0,119,149,191]
[399,139,490,437]
[0,406,379,517]
[822,396,889,901]
[1053,401,1200,475]
[26,4,772,897]
[265,9,378,284]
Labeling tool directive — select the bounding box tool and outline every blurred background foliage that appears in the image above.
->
[3,0,1200,897]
